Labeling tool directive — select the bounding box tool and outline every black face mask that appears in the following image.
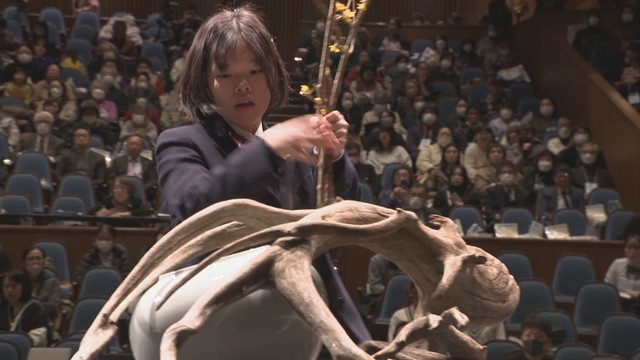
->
[523,339,545,356]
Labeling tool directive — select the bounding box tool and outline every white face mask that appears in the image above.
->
[588,16,600,27]
[580,153,596,165]
[132,114,146,126]
[92,89,106,100]
[539,105,554,117]
[137,81,149,90]
[101,74,115,86]
[500,109,513,120]
[373,104,386,114]
[455,106,467,117]
[409,196,425,210]
[96,240,114,254]
[437,135,452,148]
[422,113,437,125]
[136,98,148,108]
[103,51,117,60]
[380,116,394,128]
[499,173,516,186]
[537,160,553,172]
[35,122,51,136]
[574,133,588,145]
[50,87,62,98]
[414,101,426,112]
[17,53,33,64]
[341,99,353,110]
[440,60,452,70]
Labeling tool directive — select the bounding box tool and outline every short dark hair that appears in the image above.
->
[22,245,46,263]
[521,315,552,339]
[97,223,117,239]
[177,5,290,121]
[113,176,136,198]
[2,271,32,303]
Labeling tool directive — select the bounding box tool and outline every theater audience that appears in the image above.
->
[74,224,132,283]
[432,164,482,216]
[536,166,585,224]
[22,245,61,323]
[605,234,640,314]
[0,271,49,346]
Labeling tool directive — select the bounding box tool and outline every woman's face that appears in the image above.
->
[2,278,22,306]
[113,180,130,204]
[444,147,459,164]
[209,41,270,134]
[379,130,391,147]
[625,237,640,266]
[393,168,411,187]
[24,249,45,277]
[488,148,504,164]
[450,169,464,186]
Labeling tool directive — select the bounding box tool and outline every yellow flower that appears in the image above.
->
[329,43,342,53]
[342,9,355,23]
[335,2,347,12]
[357,0,368,10]
[299,85,312,96]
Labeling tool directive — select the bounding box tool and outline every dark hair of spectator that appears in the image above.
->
[2,271,33,303]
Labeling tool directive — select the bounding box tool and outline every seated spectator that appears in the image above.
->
[96,60,130,117]
[119,101,159,146]
[58,126,108,190]
[89,175,152,218]
[3,68,33,108]
[424,143,462,203]
[131,58,165,96]
[472,143,507,196]
[535,166,585,224]
[0,18,20,58]
[22,245,61,324]
[109,133,158,201]
[360,91,398,139]
[615,5,640,46]
[522,149,557,202]
[378,164,412,209]
[507,315,556,360]
[89,79,118,125]
[489,103,520,142]
[432,164,481,216]
[484,37,520,80]
[442,98,469,132]
[615,41,640,104]
[605,234,640,314]
[0,271,49,346]
[29,20,60,61]
[365,127,412,175]
[19,111,67,164]
[428,52,460,95]
[346,142,380,196]
[572,9,616,59]
[526,97,559,139]
[60,49,88,85]
[570,142,615,195]
[546,117,572,155]
[484,162,531,226]
[384,53,412,97]
[362,254,403,318]
[453,105,484,151]
[388,282,418,341]
[407,182,439,223]
[455,38,482,75]
[343,50,373,91]
[363,109,408,150]
[33,64,78,118]
[482,80,508,121]
[74,224,132,283]
[501,123,524,168]
[171,4,203,47]
[126,72,161,111]
[337,90,366,135]
[99,19,141,63]
[89,43,128,84]
[406,104,441,160]
[0,107,20,153]
[476,22,500,59]
[31,39,57,79]
[416,126,454,176]
[1,45,43,85]
[557,124,607,169]
[77,99,115,148]
[463,125,494,180]
[373,16,410,53]
[349,61,384,109]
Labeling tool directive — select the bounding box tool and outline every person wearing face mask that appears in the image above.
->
[569,142,615,195]
[77,99,114,147]
[130,58,165,95]
[394,78,429,128]
[557,124,607,169]
[1,44,43,84]
[19,111,67,162]
[616,5,640,46]
[573,9,615,59]
[127,71,161,110]
[74,224,132,284]
[349,61,385,109]
[372,16,410,53]
[427,53,460,95]
[96,61,129,117]
[90,79,118,124]
[443,98,469,132]
[476,22,501,59]
[527,97,559,139]
[360,90,402,138]
[346,142,380,197]
[522,150,557,202]
[363,109,408,152]
[120,107,159,148]
[490,103,520,141]
[22,245,62,325]
[33,64,78,107]
[58,126,108,190]
[546,117,572,155]
[406,105,441,160]
[506,316,556,360]
[337,90,365,134]
[384,54,412,98]
[416,126,454,176]
[484,162,530,227]
[482,80,507,121]
[99,19,142,63]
